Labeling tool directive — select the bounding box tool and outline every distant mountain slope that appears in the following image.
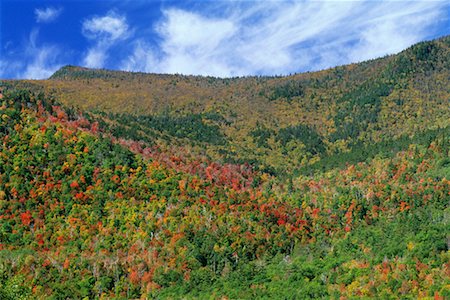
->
[4,35,449,176]
[0,73,449,299]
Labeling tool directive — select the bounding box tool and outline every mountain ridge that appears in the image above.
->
[0,34,449,299]
[5,34,449,176]
[48,34,450,81]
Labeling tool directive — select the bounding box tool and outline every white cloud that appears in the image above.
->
[22,29,62,79]
[120,40,157,72]
[83,47,108,69]
[158,9,236,51]
[234,2,357,73]
[23,46,62,79]
[0,29,62,79]
[82,11,131,68]
[0,58,26,79]
[347,3,444,63]
[122,1,448,77]
[155,9,238,75]
[35,7,62,23]
[82,12,129,41]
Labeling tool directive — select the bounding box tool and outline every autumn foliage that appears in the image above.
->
[0,35,449,299]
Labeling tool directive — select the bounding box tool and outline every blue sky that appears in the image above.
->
[1,0,449,79]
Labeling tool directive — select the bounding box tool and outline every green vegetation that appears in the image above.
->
[0,35,449,299]
[110,112,227,145]
[268,79,304,101]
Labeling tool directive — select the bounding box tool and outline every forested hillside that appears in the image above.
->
[0,35,449,299]
[9,35,448,175]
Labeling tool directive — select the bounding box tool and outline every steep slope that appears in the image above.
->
[1,72,449,298]
[5,35,450,176]
[0,35,449,299]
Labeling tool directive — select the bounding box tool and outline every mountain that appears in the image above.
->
[0,35,449,299]
[8,35,450,177]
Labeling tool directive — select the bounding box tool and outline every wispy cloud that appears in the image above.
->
[2,1,448,79]
[1,29,62,79]
[120,40,157,73]
[82,12,130,41]
[82,11,131,68]
[25,28,63,79]
[122,1,448,77]
[23,45,62,79]
[83,48,108,69]
[35,7,62,23]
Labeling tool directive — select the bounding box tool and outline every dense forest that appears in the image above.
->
[0,35,449,299]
